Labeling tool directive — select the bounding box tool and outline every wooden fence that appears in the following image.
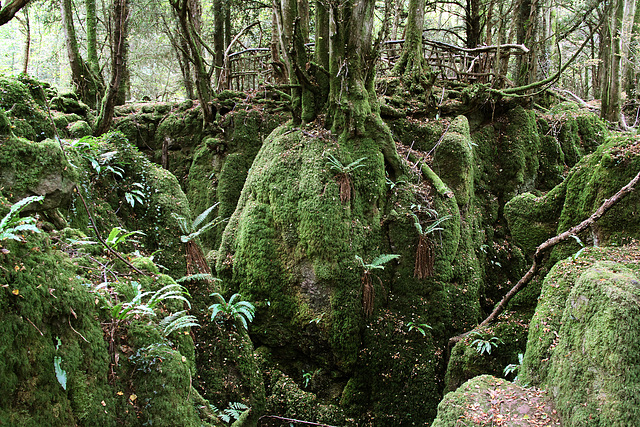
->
[223,39,530,92]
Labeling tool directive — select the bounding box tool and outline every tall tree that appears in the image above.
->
[170,0,215,124]
[94,0,129,135]
[61,0,104,108]
[601,0,636,126]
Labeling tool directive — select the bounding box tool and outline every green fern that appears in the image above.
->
[176,273,218,283]
[411,213,452,236]
[326,154,367,173]
[209,293,256,330]
[172,202,225,243]
[356,254,400,271]
[159,310,200,337]
[0,195,44,242]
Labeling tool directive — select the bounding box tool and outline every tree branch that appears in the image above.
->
[449,168,640,345]
[0,0,29,26]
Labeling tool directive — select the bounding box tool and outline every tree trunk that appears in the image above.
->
[94,0,128,136]
[61,0,103,108]
[466,0,481,48]
[170,0,215,124]
[515,0,541,87]
[601,0,635,126]
[213,0,224,86]
[86,0,101,78]
[19,6,29,74]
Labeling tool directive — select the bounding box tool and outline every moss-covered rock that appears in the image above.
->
[0,137,77,211]
[433,115,473,207]
[432,375,561,426]
[444,311,529,393]
[68,121,92,139]
[0,76,53,141]
[521,245,640,426]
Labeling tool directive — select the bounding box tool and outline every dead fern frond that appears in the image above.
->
[414,234,435,279]
[362,272,374,317]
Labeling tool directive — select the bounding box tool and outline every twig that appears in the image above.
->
[69,317,89,342]
[449,169,640,345]
[258,415,338,427]
[25,316,44,336]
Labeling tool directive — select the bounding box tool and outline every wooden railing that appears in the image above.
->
[223,39,530,92]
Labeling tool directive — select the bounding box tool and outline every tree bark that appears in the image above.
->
[0,0,29,26]
[61,0,103,108]
[94,0,128,136]
[19,5,29,74]
[170,0,215,124]
[600,0,635,126]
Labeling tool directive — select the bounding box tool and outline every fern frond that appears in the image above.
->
[176,273,218,283]
[423,215,452,235]
[192,202,220,230]
[343,157,367,172]
[326,154,345,172]
[370,253,400,269]
[411,213,423,235]
[160,310,200,336]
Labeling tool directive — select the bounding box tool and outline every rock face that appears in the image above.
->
[521,245,640,426]
[0,137,77,212]
[432,375,561,426]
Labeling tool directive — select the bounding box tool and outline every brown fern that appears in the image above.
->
[362,272,374,317]
[414,234,435,279]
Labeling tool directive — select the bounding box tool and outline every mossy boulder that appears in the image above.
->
[506,133,640,262]
[433,115,473,207]
[444,310,529,393]
[432,375,561,426]
[68,121,92,139]
[0,76,53,141]
[0,137,77,212]
[521,245,640,426]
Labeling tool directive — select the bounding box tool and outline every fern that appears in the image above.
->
[0,195,44,241]
[176,273,218,283]
[209,293,256,330]
[159,310,200,337]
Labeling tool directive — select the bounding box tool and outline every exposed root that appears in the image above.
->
[362,272,374,317]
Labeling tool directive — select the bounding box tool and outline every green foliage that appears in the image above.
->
[326,154,367,174]
[101,280,192,323]
[411,212,451,236]
[53,337,67,391]
[503,353,524,381]
[158,310,200,337]
[470,332,503,355]
[176,273,218,283]
[406,321,432,336]
[355,253,400,272]
[213,402,249,423]
[124,183,146,208]
[209,293,256,330]
[172,202,224,243]
[105,226,145,251]
[0,195,43,242]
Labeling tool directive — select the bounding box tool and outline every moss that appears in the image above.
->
[0,76,53,141]
[444,311,529,392]
[542,260,640,426]
[471,105,539,201]
[342,308,441,425]
[432,115,474,207]
[521,244,640,388]
[504,182,566,255]
[265,369,347,425]
[50,93,90,116]
[0,234,116,427]
[68,121,92,139]
[555,134,640,254]
[0,137,77,211]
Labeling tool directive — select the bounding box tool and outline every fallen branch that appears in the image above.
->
[450,169,640,345]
